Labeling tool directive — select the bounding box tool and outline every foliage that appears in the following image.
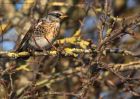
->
[0,0,140,98]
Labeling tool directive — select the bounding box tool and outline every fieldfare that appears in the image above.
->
[16,11,67,52]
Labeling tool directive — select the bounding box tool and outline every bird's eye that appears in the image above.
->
[48,12,62,18]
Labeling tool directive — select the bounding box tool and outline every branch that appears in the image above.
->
[110,60,140,71]
[0,48,92,59]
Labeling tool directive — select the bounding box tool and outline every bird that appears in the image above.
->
[16,11,67,52]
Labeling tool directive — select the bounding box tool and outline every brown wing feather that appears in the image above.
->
[15,22,37,52]
[15,29,31,52]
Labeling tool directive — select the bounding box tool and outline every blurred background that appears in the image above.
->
[0,0,140,99]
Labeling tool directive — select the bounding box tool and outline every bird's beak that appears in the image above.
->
[60,15,68,19]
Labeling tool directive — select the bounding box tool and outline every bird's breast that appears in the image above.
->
[29,36,51,49]
[28,22,60,50]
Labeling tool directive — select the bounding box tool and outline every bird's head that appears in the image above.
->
[47,11,68,22]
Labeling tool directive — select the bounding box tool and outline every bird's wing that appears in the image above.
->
[15,19,45,52]
[15,24,35,52]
